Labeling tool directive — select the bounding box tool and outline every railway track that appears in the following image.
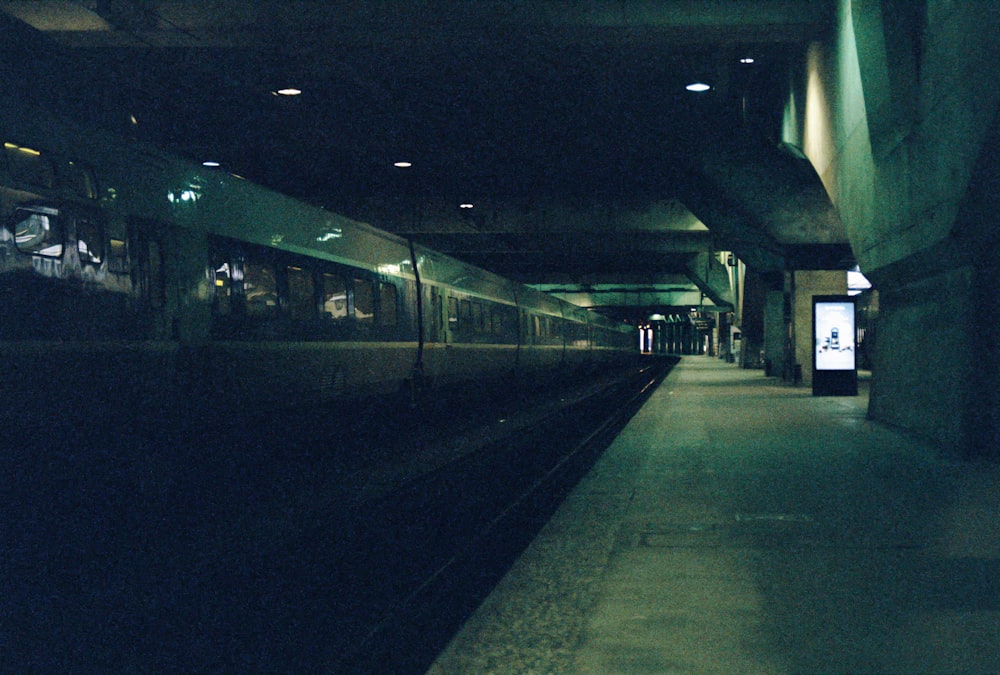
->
[3,358,676,672]
[334,358,676,673]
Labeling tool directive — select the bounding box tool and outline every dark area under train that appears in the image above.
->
[1,357,675,672]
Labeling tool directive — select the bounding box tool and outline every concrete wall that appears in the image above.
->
[791,270,848,387]
[869,266,976,451]
[782,0,1000,457]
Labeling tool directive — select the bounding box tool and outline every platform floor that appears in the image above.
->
[428,356,1000,674]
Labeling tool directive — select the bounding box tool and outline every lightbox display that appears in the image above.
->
[814,300,855,371]
[812,295,858,396]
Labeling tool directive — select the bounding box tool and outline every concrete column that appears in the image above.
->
[763,290,786,377]
[739,270,770,369]
[791,270,848,387]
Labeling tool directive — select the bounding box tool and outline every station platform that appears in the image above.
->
[428,356,1000,674]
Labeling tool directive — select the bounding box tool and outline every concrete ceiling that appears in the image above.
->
[0,0,852,317]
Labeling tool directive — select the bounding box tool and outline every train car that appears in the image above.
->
[0,100,634,427]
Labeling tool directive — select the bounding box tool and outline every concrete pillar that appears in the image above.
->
[739,270,770,369]
[790,270,848,387]
[763,290,786,377]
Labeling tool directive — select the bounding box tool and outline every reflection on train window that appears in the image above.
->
[448,296,458,328]
[244,261,277,317]
[147,238,166,310]
[502,308,515,336]
[322,273,347,319]
[4,142,55,189]
[354,278,374,323]
[76,217,103,264]
[430,290,442,341]
[108,238,128,275]
[286,265,314,320]
[472,301,484,333]
[213,260,233,315]
[11,207,62,257]
[379,282,397,326]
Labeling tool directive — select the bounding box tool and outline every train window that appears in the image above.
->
[286,265,315,320]
[495,307,514,337]
[354,278,374,323]
[460,299,472,328]
[10,206,62,257]
[147,238,165,310]
[213,259,233,316]
[447,296,458,328]
[430,289,442,341]
[244,261,278,318]
[76,216,103,264]
[322,273,348,319]
[108,238,128,275]
[472,302,484,333]
[4,142,54,189]
[379,282,397,326]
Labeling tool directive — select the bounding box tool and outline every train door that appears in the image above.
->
[129,219,168,337]
[427,285,443,344]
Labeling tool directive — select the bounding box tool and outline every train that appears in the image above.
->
[0,100,635,428]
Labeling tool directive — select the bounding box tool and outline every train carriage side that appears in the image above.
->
[410,243,520,390]
[1,105,425,420]
[160,171,424,409]
[515,285,570,374]
[1,100,637,427]
[0,127,188,428]
[559,301,595,371]
[589,311,636,361]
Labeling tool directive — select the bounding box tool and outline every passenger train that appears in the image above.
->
[0,101,634,427]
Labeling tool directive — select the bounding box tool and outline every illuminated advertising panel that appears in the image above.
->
[812,295,857,396]
[814,300,855,371]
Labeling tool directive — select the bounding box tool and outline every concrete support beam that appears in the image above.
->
[540,288,708,310]
[686,251,734,311]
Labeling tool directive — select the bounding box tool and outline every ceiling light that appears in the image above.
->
[394,161,412,168]
[685,82,711,92]
[202,161,220,167]
[459,203,474,209]
[273,88,302,96]
[740,57,755,64]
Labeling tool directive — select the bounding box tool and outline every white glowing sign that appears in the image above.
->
[814,300,855,371]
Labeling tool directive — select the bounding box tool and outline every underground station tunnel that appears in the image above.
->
[0,2,998,672]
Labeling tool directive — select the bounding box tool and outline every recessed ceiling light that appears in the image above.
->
[202,161,221,167]
[685,82,711,92]
[459,203,474,209]
[273,88,302,96]
[394,161,412,168]
[740,57,756,64]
